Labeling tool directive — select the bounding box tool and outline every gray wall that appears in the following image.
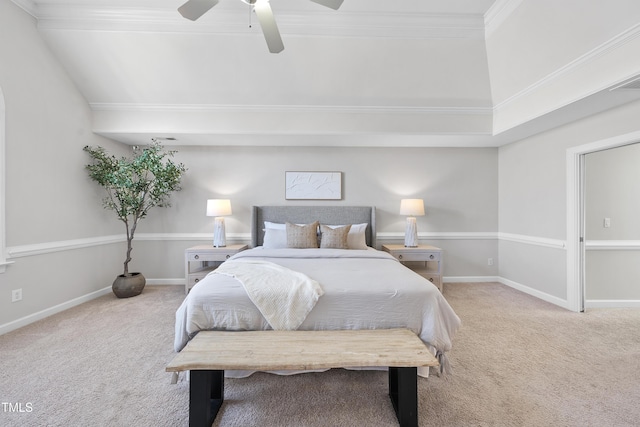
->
[488,0,640,308]
[0,0,125,330]
[130,145,499,281]
[584,143,640,300]
[498,98,640,306]
[585,143,640,240]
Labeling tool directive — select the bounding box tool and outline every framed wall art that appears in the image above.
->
[285,171,342,200]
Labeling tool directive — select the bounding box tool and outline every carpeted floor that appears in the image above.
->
[1,282,639,426]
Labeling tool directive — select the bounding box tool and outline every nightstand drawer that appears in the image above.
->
[382,244,444,293]
[187,252,235,262]
[185,244,248,294]
[421,273,441,287]
[188,273,210,287]
[393,251,440,262]
[412,269,442,291]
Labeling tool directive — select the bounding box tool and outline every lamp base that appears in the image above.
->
[404,217,419,247]
[212,217,226,247]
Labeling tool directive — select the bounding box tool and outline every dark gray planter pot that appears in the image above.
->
[112,273,146,298]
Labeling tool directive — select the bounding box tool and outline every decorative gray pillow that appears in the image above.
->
[286,221,319,248]
[320,224,351,249]
[324,223,368,249]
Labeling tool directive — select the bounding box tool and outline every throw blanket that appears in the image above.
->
[213,259,324,330]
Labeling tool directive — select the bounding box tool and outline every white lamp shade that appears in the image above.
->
[206,199,232,217]
[399,199,425,216]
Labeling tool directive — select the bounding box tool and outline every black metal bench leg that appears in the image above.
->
[190,370,224,427]
[389,367,418,427]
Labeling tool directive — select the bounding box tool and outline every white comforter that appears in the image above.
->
[174,247,461,375]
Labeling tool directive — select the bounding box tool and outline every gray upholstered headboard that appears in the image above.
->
[251,206,376,248]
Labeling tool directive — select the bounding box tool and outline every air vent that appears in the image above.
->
[610,76,640,91]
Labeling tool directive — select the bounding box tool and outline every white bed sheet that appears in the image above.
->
[174,247,461,376]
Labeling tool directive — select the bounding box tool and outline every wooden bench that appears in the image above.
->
[166,328,439,427]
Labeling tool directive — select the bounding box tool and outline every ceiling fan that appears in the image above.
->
[177,0,344,54]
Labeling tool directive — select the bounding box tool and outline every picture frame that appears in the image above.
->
[285,171,342,200]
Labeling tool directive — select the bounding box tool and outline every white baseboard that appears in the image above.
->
[498,277,640,309]
[444,276,574,311]
[0,286,112,336]
[6,275,611,337]
[145,278,185,286]
[0,281,187,336]
[585,300,640,308]
[498,277,571,310]
[444,276,500,283]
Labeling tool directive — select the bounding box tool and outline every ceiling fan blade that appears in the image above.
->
[309,0,344,10]
[178,0,219,21]
[254,1,285,54]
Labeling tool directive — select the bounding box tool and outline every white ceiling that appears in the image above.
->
[12,0,640,147]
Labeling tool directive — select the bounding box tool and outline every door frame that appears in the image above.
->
[566,130,640,312]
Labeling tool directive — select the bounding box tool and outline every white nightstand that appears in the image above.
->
[382,244,443,292]
[184,244,248,294]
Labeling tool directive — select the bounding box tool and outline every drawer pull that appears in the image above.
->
[429,278,434,282]
[226,254,231,259]
[194,278,199,283]
[398,254,403,260]
[429,254,435,259]
[194,255,199,260]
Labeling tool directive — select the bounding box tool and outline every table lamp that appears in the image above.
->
[400,199,425,247]
[206,199,232,247]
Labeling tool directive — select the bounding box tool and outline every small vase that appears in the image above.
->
[112,273,146,298]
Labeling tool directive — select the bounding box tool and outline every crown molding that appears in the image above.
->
[10,0,37,18]
[90,102,495,146]
[31,4,485,39]
[495,23,640,112]
[484,0,524,38]
[492,22,640,134]
[90,102,493,116]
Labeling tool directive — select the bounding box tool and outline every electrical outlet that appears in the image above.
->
[488,258,494,266]
[11,288,22,302]
[603,218,611,228]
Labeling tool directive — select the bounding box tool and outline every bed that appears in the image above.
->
[174,205,461,377]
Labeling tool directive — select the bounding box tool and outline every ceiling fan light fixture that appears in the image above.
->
[178,0,342,53]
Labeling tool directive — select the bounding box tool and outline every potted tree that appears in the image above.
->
[84,140,186,298]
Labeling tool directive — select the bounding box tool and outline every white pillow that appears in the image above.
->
[325,223,368,249]
[264,221,286,230]
[263,228,287,248]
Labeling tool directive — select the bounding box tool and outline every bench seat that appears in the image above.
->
[167,328,438,427]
